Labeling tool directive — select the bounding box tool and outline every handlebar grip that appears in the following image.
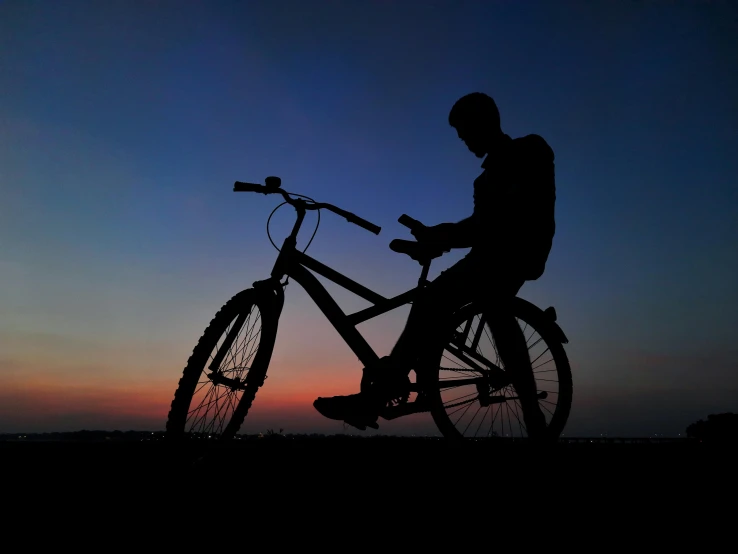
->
[346,213,381,235]
[398,214,424,232]
[233,181,267,193]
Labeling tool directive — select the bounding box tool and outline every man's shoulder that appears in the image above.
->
[512,134,554,162]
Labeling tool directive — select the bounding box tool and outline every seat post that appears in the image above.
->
[419,261,431,284]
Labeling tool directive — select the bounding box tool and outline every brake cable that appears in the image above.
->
[265,192,321,288]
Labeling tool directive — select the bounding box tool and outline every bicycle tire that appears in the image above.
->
[424,298,573,441]
[166,287,280,440]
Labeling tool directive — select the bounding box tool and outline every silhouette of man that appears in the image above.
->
[314,92,554,437]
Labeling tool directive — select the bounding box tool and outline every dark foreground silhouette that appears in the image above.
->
[4,435,727,524]
[166,93,571,444]
[1,432,732,492]
[4,429,733,513]
[687,412,738,442]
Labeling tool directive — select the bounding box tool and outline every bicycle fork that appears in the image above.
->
[206,280,285,391]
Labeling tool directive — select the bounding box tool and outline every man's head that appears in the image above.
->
[448,92,502,158]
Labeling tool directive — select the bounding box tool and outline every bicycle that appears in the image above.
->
[166,176,573,441]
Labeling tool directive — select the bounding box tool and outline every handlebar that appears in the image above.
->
[233,180,381,235]
[329,206,382,235]
[233,181,266,193]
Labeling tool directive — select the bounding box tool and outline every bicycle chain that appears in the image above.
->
[443,396,480,410]
[439,366,486,374]
[439,367,513,410]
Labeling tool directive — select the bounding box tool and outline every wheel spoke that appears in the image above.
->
[533,366,556,374]
[489,402,502,437]
[533,358,555,370]
[443,389,479,406]
[530,346,550,366]
[474,405,492,437]
[508,398,527,436]
[168,298,269,439]
[434,305,571,441]
[453,397,476,427]
[446,396,478,415]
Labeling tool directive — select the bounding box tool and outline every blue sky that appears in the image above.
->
[0,0,736,435]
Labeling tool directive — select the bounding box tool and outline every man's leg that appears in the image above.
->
[355,294,431,396]
[313,256,476,427]
[386,289,436,368]
[486,293,548,440]
[387,256,477,370]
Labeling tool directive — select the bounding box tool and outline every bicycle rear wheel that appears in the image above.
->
[425,299,572,441]
[166,288,280,439]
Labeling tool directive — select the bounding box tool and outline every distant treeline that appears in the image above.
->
[2,430,167,442]
[0,430,439,442]
[686,413,738,442]
[3,413,736,442]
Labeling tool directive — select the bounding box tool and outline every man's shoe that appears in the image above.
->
[313,393,380,430]
[313,357,411,430]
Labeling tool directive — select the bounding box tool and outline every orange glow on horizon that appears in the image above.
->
[0,359,370,432]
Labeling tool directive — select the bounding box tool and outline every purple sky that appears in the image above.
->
[1,1,736,436]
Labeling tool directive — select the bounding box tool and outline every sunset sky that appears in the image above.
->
[1,1,736,436]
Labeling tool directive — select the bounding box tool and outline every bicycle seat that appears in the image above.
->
[389,239,448,264]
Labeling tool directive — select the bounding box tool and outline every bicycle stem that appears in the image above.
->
[270,200,307,281]
[289,200,307,242]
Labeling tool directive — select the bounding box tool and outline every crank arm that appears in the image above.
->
[437,376,512,390]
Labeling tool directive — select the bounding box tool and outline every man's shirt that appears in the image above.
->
[468,133,556,280]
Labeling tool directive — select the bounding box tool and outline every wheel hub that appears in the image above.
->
[207,371,248,391]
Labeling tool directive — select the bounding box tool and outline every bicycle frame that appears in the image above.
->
[252,200,511,396]
[262,203,426,370]
[261,236,532,419]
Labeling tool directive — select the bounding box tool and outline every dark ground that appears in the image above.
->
[2,434,732,484]
[4,437,729,543]
[2,435,734,529]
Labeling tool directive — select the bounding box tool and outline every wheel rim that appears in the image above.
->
[185,304,262,437]
[433,310,566,440]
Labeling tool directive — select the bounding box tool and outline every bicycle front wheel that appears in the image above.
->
[166,288,280,439]
[425,299,573,441]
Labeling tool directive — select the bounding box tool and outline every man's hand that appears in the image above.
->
[412,223,454,244]
[411,218,475,249]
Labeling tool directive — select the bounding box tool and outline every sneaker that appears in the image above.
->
[313,393,381,430]
[313,358,411,430]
